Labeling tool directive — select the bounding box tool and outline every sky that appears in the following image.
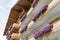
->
[0,0,18,40]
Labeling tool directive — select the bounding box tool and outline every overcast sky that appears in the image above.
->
[0,0,18,40]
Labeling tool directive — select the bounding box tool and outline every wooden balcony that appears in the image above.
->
[10,33,20,40]
[3,0,39,35]
[8,23,20,34]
